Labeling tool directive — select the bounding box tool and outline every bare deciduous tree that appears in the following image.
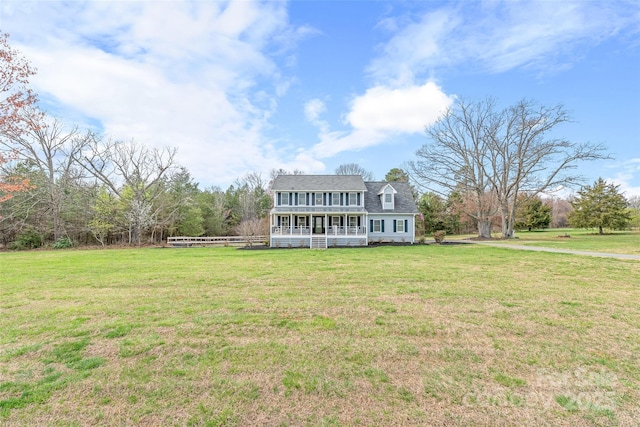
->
[335,163,375,181]
[409,98,609,238]
[1,108,92,240]
[408,99,497,238]
[76,138,178,244]
[236,187,268,246]
[484,99,608,238]
[269,168,305,181]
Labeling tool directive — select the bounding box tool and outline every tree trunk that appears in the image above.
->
[599,225,603,235]
[478,219,492,239]
[500,208,511,238]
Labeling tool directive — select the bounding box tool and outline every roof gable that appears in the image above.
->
[377,183,398,195]
[364,181,418,214]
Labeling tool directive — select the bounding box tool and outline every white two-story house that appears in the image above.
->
[269,175,418,248]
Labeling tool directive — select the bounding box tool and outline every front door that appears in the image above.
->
[313,216,324,234]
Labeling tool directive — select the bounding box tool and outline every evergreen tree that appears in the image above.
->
[515,195,551,231]
[568,178,631,234]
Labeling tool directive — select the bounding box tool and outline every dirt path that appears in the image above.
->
[465,241,640,260]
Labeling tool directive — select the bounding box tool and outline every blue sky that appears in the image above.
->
[2,0,639,196]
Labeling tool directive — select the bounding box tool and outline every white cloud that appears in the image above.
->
[608,158,640,198]
[346,82,453,133]
[367,1,639,82]
[304,98,327,124]
[2,0,305,186]
[300,81,452,161]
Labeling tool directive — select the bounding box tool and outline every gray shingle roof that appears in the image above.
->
[271,175,367,192]
[364,181,418,214]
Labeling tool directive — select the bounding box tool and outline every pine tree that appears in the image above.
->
[515,195,551,231]
[568,178,632,234]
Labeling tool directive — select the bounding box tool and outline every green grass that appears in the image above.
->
[1,245,639,425]
[468,228,640,255]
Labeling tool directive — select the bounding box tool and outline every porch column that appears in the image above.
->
[324,214,327,236]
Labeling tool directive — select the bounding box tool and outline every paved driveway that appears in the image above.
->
[467,241,640,260]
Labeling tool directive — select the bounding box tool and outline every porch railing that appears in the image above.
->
[328,226,367,236]
[271,226,367,236]
[271,226,311,235]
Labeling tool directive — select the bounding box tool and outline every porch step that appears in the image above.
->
[311,236,327,249]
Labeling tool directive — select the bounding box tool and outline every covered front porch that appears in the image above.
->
[270,213,367,248]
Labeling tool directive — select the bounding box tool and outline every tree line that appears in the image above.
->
[1,33,638,248]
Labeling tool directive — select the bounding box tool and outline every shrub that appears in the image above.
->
[53,237,72,249]
[417,236,426,244]
[433,230,446,243]
[10,228,43,250]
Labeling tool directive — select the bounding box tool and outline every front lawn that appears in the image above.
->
[1,245,638,425]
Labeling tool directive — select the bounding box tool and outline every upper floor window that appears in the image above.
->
[315,193,323,205]
[332,192,340,205]
[298,193,306,206]
[349,192,357,206]
[281,192,290,206]
[381,185,395,209]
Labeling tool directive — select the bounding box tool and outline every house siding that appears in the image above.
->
[368,214,415,243]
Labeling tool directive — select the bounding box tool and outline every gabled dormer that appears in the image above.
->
[378,184,397,210]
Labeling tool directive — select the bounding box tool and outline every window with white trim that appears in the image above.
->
[315,193,323,205]
[281,192,289,206]
[348,216,357,227]
[281,216,289,227]
[373,219,381,232]
[397,220,405,232]
[298,193,306,206]
[332,192,340,205]
[298,216,307,227]
[349,192,357,206]
[385,193,392,203]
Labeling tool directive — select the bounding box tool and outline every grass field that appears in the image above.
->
[1,243,639,426]
[455,229,640,255]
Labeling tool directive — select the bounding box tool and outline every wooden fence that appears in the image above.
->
[166,235,268,247]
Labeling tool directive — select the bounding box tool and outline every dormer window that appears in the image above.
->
[379,184,397,210]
